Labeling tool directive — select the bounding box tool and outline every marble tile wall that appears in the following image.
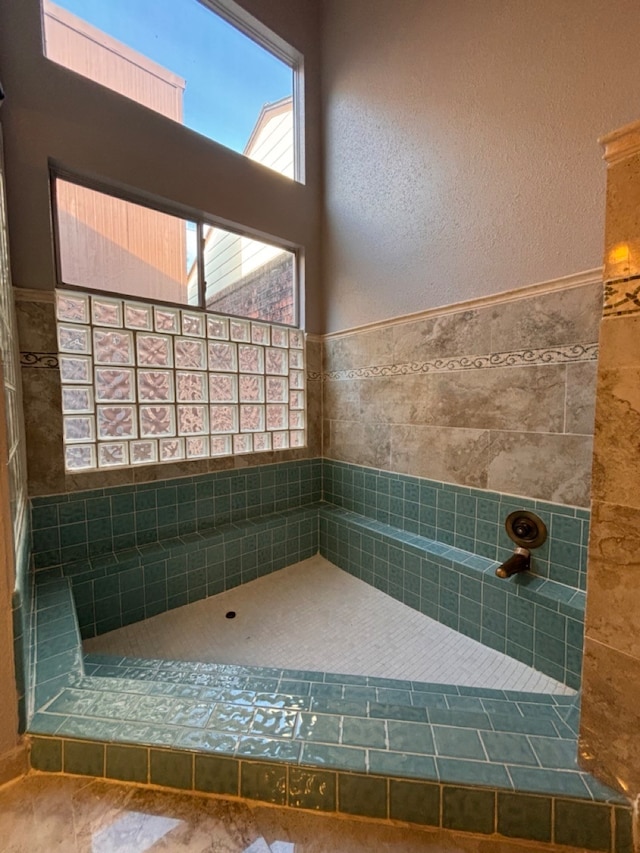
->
[323,281,601,507]
[580,121,640,805]
[15,293,322,496]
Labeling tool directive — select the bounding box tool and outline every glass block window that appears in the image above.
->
[56,290,306,471]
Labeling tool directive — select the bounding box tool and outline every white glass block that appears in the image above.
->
[289,349,304,369]
[98,442,129,468]
[290,370,305,390]
[233,433,253,454]
[290,430,305,448]
[60,355,92,384]
[137,334,173,368]
[140,405,176,437]
[265,347,288,376]
[63,415,95,443]
[267,377,288,404]
[56,291,89,324]
[271,327,288,348]
[240,404,265,433]
[61,386,93,413]
[230,319,251,342]
[253,432,272,452]
[181,311,205,337]
[65,444,96,471]
[138,370,174,402]
[93,329,134,365]
[289,330,304,349]
[289,390,305,410]
[207,315,229,340]
[124,302,153,331]
[209,373,237,403]
[208,341,237,373]
[97,405,137,439]
[177,404,208,435]
[177,372,208,402]
[95,367,136,402]
[209,404,238,434]
[186,435,210,458]
[238,344,264,374]
[58,325,91,354]
[266,404,287,431]
[130,439,158,465]
[160,437,185,461]
[251,323,270,346]
[272,431,289,449]
[175,337,207,370]
[289,410,305,430]
[92,296,123,327]
[239,374,265,403]
[154,306,180,334]
[210,435,232,457]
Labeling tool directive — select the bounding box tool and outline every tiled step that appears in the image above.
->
[28,577,631,852]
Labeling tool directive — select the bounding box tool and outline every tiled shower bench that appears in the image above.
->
[26,544,631,851]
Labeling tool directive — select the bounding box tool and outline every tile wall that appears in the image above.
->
[323,280,601,508]
[15,291,322,496]
[580,122,640,801]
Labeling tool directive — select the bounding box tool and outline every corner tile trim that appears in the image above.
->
[603,279,640,317]
[20,352,59,369]
[325,344,598,381]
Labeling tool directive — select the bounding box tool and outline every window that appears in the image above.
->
[53,175,299,326]
[53,177,305,472]
[42,0,301,180]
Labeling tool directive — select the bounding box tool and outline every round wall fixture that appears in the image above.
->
[504,510,548,549]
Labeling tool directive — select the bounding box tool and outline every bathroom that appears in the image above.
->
[1,0,640,850]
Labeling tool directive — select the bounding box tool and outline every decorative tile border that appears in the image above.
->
[603,278,640,317]
[325,344,598,381]
[20,352,59,369]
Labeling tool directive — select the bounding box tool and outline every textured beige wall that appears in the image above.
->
[323,279,600,506]
[322,0,640,333]
[580,131,640,800]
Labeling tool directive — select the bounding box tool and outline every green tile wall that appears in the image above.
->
[319,506,584,689]
[31,459,321,569]
[323,460,589,590]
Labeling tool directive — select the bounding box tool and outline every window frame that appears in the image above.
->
[50,166,302,329]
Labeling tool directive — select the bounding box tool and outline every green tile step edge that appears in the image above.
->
[28,735,632,852]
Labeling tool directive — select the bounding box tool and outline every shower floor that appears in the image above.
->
[84,555,573,695]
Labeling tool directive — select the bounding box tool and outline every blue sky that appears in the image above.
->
[56,0,292,153]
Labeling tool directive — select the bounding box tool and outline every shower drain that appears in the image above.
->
[225,611,236,619]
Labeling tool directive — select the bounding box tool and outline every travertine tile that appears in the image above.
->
[488,283,602,352]
[325,420,391,469]
[598,314,640,369]
[358,375,432,425]
[419,365,566,433]
[585,501,640,659]
[580,637,640,798]
[21,366,65,496]
[323,326,394,372]
[323,378,361,421]
[390,424,489,488]
[591,366,640,508]
[487,432,593,506]
[391,307,491,363]
[565,362,597,435]
[15,298,57,353]
[603,152,640,282]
